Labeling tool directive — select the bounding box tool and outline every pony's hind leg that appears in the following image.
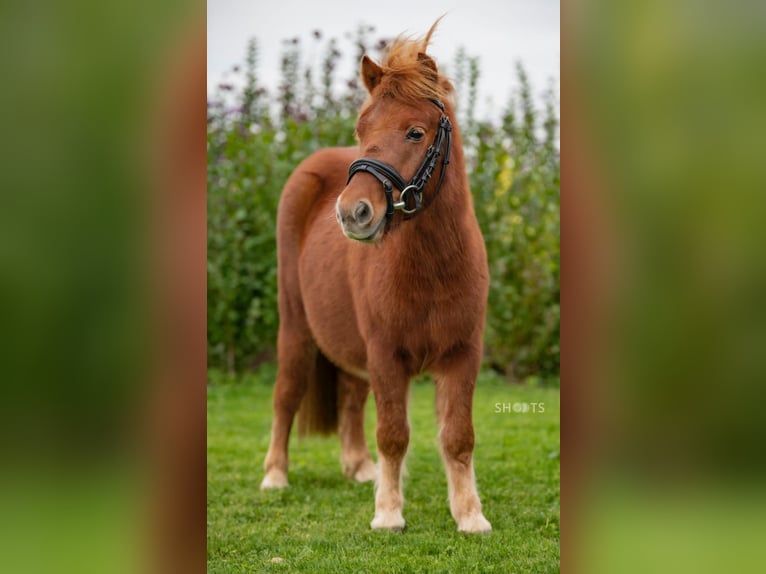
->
[434,352,492,533]
[261,328,316,489]
[338,371,376,482]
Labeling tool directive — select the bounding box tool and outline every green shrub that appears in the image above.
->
[469,64,560,381]
[207,30,559,380]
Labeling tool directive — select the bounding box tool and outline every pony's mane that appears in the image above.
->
[374,19,452,105]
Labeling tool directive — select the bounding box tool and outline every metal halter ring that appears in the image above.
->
[393,185,422,215]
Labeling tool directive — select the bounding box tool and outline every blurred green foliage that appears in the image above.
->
[208,28,559,380]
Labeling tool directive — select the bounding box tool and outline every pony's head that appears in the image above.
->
[336,20,455,243]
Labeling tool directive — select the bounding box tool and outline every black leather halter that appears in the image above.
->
[347,99,452,222]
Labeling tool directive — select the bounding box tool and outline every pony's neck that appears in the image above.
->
[385,152,474,275]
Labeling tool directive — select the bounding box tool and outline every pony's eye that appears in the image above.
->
[406,128,425,142]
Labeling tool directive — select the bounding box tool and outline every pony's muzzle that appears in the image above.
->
[336,197,382,242]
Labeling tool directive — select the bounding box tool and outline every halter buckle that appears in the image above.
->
[393,185,422,215]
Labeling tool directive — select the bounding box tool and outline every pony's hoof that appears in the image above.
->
[457,513,492,533]
[353,460,377,483]
[260,469,288,490]
[371,509,405,531]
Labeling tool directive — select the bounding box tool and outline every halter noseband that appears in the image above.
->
[346,99,452,222]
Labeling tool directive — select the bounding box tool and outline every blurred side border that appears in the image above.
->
[564,0,766,572]
[0,2,206,574]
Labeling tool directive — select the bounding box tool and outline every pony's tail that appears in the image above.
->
[297,350,338,436]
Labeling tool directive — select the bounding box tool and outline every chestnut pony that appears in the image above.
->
[261,22,491,533]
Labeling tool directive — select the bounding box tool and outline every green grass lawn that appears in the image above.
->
[208,365,560,573]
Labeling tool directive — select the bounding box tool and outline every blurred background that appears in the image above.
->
[0,1,206,573]
[567,0,766,572]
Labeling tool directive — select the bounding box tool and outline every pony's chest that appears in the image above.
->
[376,293,477,363]
[352,239,488,371]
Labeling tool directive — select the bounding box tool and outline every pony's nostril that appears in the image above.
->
[354,201,373,225]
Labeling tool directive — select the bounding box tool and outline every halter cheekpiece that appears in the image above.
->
[347,99,452,222]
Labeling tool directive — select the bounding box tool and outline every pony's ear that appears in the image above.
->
[417,52,438,74]
[360,55,383,93]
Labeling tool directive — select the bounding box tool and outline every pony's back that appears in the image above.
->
[277,146,357,246]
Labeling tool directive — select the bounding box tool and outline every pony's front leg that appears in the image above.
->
[368,348,410,531]
[434,350,492,533]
